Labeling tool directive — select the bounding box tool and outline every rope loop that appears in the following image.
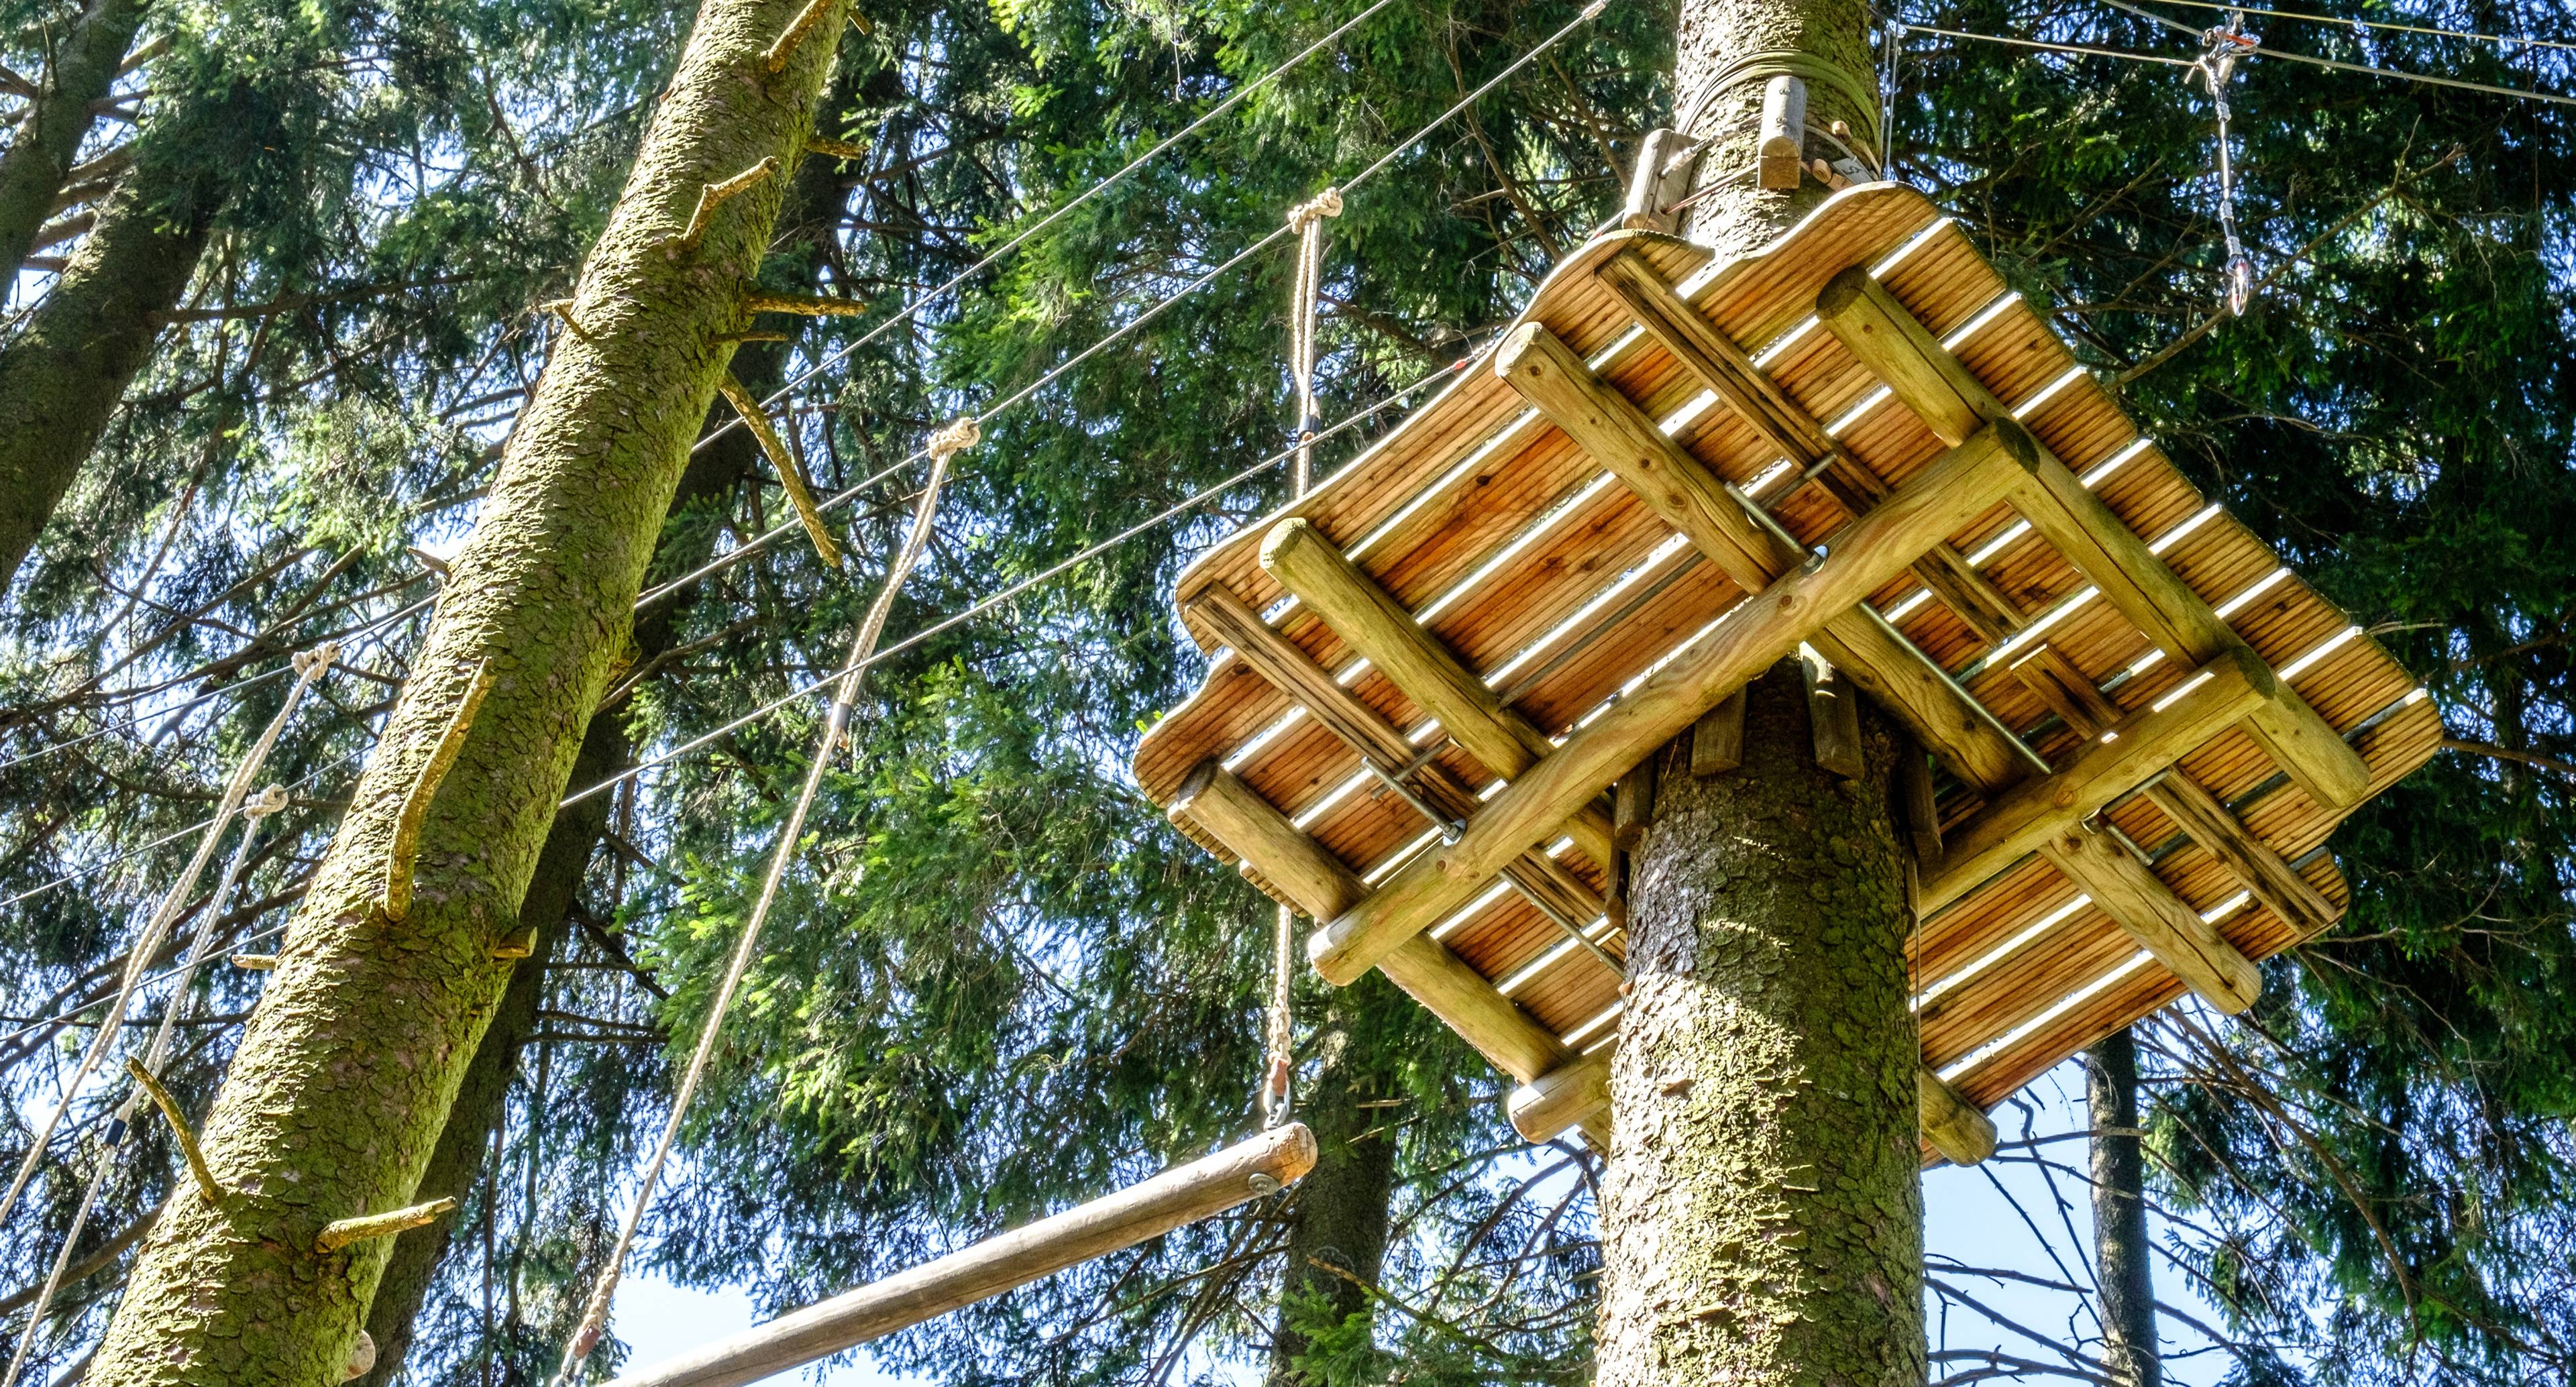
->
[1286,186,1344,231]
[928,416,981,458]
[244,784,291,818]
[290,641,341,677]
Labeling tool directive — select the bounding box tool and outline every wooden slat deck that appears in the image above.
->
[1134,182,2438,1149]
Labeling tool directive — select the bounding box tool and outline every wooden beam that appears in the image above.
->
[1185,579,1607,865]
[2040,824,2262,1013]
[1310,418,2041,985]
[1803,649,1865,779]
[1167,761,1575,1084]
[1814,267,2371,811]
[2012,644,2337,938]
[1917,1065,1998,1166]
[1495,321,2033,796]
[1922,647,2273,914]
[1186,586,1617,891]
[1613,752,1659,848]
[602,1125,1318,1387]
[1506,1044,1997,1168]
[1596,250,2025,645]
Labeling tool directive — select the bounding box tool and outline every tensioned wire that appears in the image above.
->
[2116,0,2576,56]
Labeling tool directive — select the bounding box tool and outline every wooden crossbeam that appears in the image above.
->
[2014,644,2337,938]
[1167,761,1578,1088]
[1814,268,2371,811]
[1495,323,2034,796]
[1504,1044,1998,1166]
[1185,586,1609,930]
[1595,250,2026,645]
[1309,419,2042,985]
[2039,824,2262,1013]
[1922,647,2273,913]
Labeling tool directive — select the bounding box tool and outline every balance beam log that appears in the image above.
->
[601,1125,1317,1387]
[1311,418,2041,985]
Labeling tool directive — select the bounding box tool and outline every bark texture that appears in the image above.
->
[0,140,218,593]
[2087,1029,2161,1387]
[1672,0,1876,252]
[83,3,849,1382]
[1597,661,1921,1387]
[0,0,145,279]
[1267,975,1407,1386]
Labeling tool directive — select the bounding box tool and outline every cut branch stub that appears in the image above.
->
[380,659,495,923]
[761,0,837,73]
[714,374,843,568]
[315,1197,458,1254]
[124,1058,223,1207]
[669,156,780,254]
[743,289,869,317]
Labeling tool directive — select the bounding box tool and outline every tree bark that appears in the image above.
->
[83,3,853,1381]
[1600,660,1920,1386]
[0,137,218,594]
[1266,975,1407,1386]
[0,0,147,280]
[2088,1028,2161,1387]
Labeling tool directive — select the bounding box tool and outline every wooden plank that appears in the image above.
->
[2039,824,2263,1013]
[1921,647,2274,914]
[1170,760,1576,1083]
[602,1125,1318,1387]
[1311,419,2043,985]
[1815,266,2371,810]
[1494,321,2034,795]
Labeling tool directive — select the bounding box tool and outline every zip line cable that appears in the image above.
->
[0,787,289,1387]
[2111,0,2576,56]
[0,647,334,1236]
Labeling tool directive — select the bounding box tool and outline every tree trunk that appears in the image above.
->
[2088,1028,2161,1387]
[83,3,851,1381]
[0,0,146,280]
[0,140,218,594]
[1599,660,1920,1385]
[1265,975,1407,1386]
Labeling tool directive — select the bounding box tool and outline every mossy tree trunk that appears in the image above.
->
[0,0,146,279]
[83,3,854,1382]
[2088,1028,2161,1387]
[0,135,219,594]
[1266,975,1409,1386]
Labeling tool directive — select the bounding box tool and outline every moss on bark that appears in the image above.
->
[1596,661,1921,1387]
[0,0,145,280]
[83,3,853,1381]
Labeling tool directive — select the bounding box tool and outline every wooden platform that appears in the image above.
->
[1134,183,2437,1160]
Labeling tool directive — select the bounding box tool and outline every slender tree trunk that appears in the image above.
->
[2088,1028,2161,1387]
[0,0,146,280]
[83,3,853,1380]
[1266,975,1407,1386]
[0,142,218,593]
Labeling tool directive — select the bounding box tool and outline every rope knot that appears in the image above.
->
[1286,186,1343,231]
[928,417,981,459]
[290,643,341,678]
[245,785,291,819]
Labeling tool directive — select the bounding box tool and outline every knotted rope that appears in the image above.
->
[2194,12,2259,315]
[555,418,979,1386]
[1285,186,1341,494]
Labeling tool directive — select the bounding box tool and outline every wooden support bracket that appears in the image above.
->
[1814,266,2371,811]
[1310,414,2040,985]
[316,1197,458,1254]
[715,374,843,569]
[1802,648,1864,779]
[1495,320,2035,796]
[382,659,495,923]
[1689,688,1746,776]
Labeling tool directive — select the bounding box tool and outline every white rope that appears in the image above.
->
[553,420,977,1386]
[2193,10,2259,316]
[0,784,291,1387]
[0,644,333,1241]
[1285,186,1342,494]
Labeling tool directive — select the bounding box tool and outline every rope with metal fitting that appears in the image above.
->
[0,781,294,1387]
[0,643,336,1239]
[2192,11,2260,315]
[553,417,978,1387]
[1285,186,1342,494]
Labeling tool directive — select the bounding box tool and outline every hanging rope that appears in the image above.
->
[1285,186,1342,494]
[0,645,336,1237]
[554,417,978,1387]
[0,783,292,1387]
[2192,10,2260,315]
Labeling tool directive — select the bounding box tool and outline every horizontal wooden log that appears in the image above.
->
[1921,647,2272,914]
[1815,266,2370,811]
[603,1125,1318,1387]
[2040,824,2262,1013]
[1505,1044,1996,1168]
[1917,1066,1998,1166]
[1311,418,2041,985]
[1167,761,1574,1085]
[1495,321,2032,795]
[1187,586,1617,873]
